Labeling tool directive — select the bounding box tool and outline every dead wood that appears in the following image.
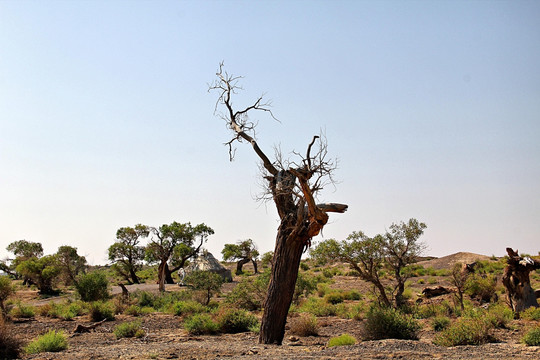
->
[72,319,107,334]
[422,286,453,298]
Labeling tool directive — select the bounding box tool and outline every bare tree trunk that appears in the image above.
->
[252,259,258,274]
[129,267,140,285]
[236,258,251,275]
[259,217,305,344]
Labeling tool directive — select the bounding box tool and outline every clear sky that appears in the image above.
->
[1,0,539,265]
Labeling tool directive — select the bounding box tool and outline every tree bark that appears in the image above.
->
[236,258,251,274]
[259,215,306,344]
[502,248,540,313]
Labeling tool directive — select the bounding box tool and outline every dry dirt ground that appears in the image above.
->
[7,252,540,360]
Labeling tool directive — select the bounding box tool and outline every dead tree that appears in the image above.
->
[502,248,540,313]
[210,64,347,345]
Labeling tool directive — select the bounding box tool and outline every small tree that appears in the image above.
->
[384,219,427,307]
[15,255,61,295]
[222,239,260,275]
[450,263,471,311]
[56,245,87,286]
[6,240,44,285]
[311,219,427,308]
[108,224,149,284]
[185,271,224,305]
[311,232,390,306]
[145,222,214,291]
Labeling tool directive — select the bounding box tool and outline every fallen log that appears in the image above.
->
[422,286,453,298]
[72,319,107,334]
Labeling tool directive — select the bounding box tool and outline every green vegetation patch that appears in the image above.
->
[25,330,68,354]
[328,333,356,347]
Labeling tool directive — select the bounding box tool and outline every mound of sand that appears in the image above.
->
[417,252,491,270]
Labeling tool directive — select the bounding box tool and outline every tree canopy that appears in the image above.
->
[311,218,426,308]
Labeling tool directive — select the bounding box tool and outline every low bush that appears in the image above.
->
[225,271,269,311]
[486,304,514,329]
[124,305,154,316]
[433,318,494,346]
[88,301,115,321]
[363,306,421,340]
[183,313,219,335]
[217,308,258,334]
[328,333,356,347]
[75,272,110,302]
[24,330,68,354]
[289,314,318,336]
[316,283,331,297]
[293,273,318,303]
[343,289,362,301]
[521,307,540,321]
[522,326,540,346]
[113,321,145,339]
[324,292,344,305]
[466,274,497,303]
[431,316,451,331]
[300,297,336,317]
[172,300,207,316]
[0,276,14,316]
[0,315,22,359]
[10,303,35,319]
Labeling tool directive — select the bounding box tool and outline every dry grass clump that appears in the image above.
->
[289,314,319,336]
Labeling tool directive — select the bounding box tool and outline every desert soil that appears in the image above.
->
[8,253,540,359]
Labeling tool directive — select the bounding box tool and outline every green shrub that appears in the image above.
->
[172,301,206,316]
[113,321,145,339]
[75,272,110,302]
[433,318,494,346]
[24,330,68,354]
[290,314,318,336]
[217,308,258,333]
[343,290,362,301]
[363,306,421,340]
[134,290,156,308]
[183,313,218,335]
[431,316,451,331]
[293,273,317,303]
[300,297,336,317]
[521,307,540,321]
[0,276,14,315]
[486,304,514,329]
[300,262,310,271]
[124,305,154,316]
[466,274,497,303]
[10,303,35,319]
[522,326,540,346]
[225,272,269,311]
[0,316,22,359]
[316,283,331,297]
[88,301,115,321]
[324,292,344,305]
[328,333,356,347]
[417,278,425,285]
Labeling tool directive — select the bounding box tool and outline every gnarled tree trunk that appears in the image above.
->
[502,248,540,313]
[210,64,347,345]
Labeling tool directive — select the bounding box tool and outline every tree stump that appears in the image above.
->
[502,248,540,313]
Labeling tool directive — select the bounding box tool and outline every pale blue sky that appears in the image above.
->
[1,0,539,265]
